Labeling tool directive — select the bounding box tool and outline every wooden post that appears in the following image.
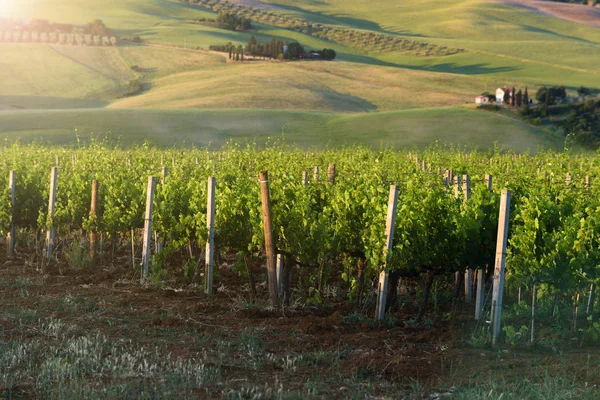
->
[276,253,284,297]
[327,163,336,184]
[71,155,76,167]
[574,289,580,332]
[205,177,216,296]
[475,268,485,320]
[161,167,167,185]
[585,176,591,189]
[453,175,461,199]
[45,167,58,259]
[462,174,470,201]
[313,166,319,182]
[55,156,60,167]
[172,157,176,168]
[302,171,308,186]
[140,176,156,284]
[89,180,98,264]
[131,228,135,270]
[7,170,16,257]
[422,160,427,172]
[565,172,572,185]
[259,171,279,307]
[587,284,594,315]
[376,185,400,321]
[491,189,511,345]
[485,174,493,193]
[464,269,472,303]
[531,283,536,343]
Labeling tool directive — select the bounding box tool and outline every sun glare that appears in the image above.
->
[0,0,19,16]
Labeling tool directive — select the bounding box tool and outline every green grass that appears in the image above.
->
[263,0,600,88]
[0,107,565,152]
[6,0,600,89]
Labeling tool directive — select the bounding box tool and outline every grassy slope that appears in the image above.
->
[0,44,226,108]
[264,0,600,88]
[6,0,600,88]
[0,0,595,151]
[109,59,491,112]
[0,108,564,152]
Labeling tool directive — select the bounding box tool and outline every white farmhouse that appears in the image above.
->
[496,88,513,103]
[475,96,489,104]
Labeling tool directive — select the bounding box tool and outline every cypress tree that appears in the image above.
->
[516,89,522,107]
[270,36,276,58]
[511,86,516,106]
[524,87,529,106]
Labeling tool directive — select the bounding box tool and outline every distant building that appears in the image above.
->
[475,96,489,104]
[496,88,513,103]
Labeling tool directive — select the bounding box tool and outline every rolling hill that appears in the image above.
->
[0,0,597,150]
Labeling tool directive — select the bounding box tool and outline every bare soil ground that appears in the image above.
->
[494,0,600,28]
[1,252,599,398]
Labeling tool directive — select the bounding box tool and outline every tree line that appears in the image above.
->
[0,18,117,46]
[216,11,251,31]
[181,0,463,57]
[209,37,336,61]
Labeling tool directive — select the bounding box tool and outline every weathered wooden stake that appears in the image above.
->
[574,290,580,332]
[313,166,319,182]
[491,189,511,345]
[585,176,591,189]
[89,180,98,264]
[475,269,485,320]
[565,172,572,185]
[276,253,284,297]
[376,185,400,321]
[302,171,308,186]
[140,176,156,283]
[587,284,594,315]
[454,175,461,199]
[55,156,60,167]
[205,177,216,296]
[161,167,167,185]
[464,269,472,303]
[531,283,536,343]
[462,174,470,201]
[259,171,279,308]
[485,174,493,193]
[7,170,16,256]
[328,163,336,184]
[45,167,58,259]
[131,228,135,270]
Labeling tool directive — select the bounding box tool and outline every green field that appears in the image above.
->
[0,107,566,152]
[0,0,598,150]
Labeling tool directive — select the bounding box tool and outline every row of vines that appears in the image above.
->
[1,142,599,341]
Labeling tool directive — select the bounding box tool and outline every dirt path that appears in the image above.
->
[493,0,600,28]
